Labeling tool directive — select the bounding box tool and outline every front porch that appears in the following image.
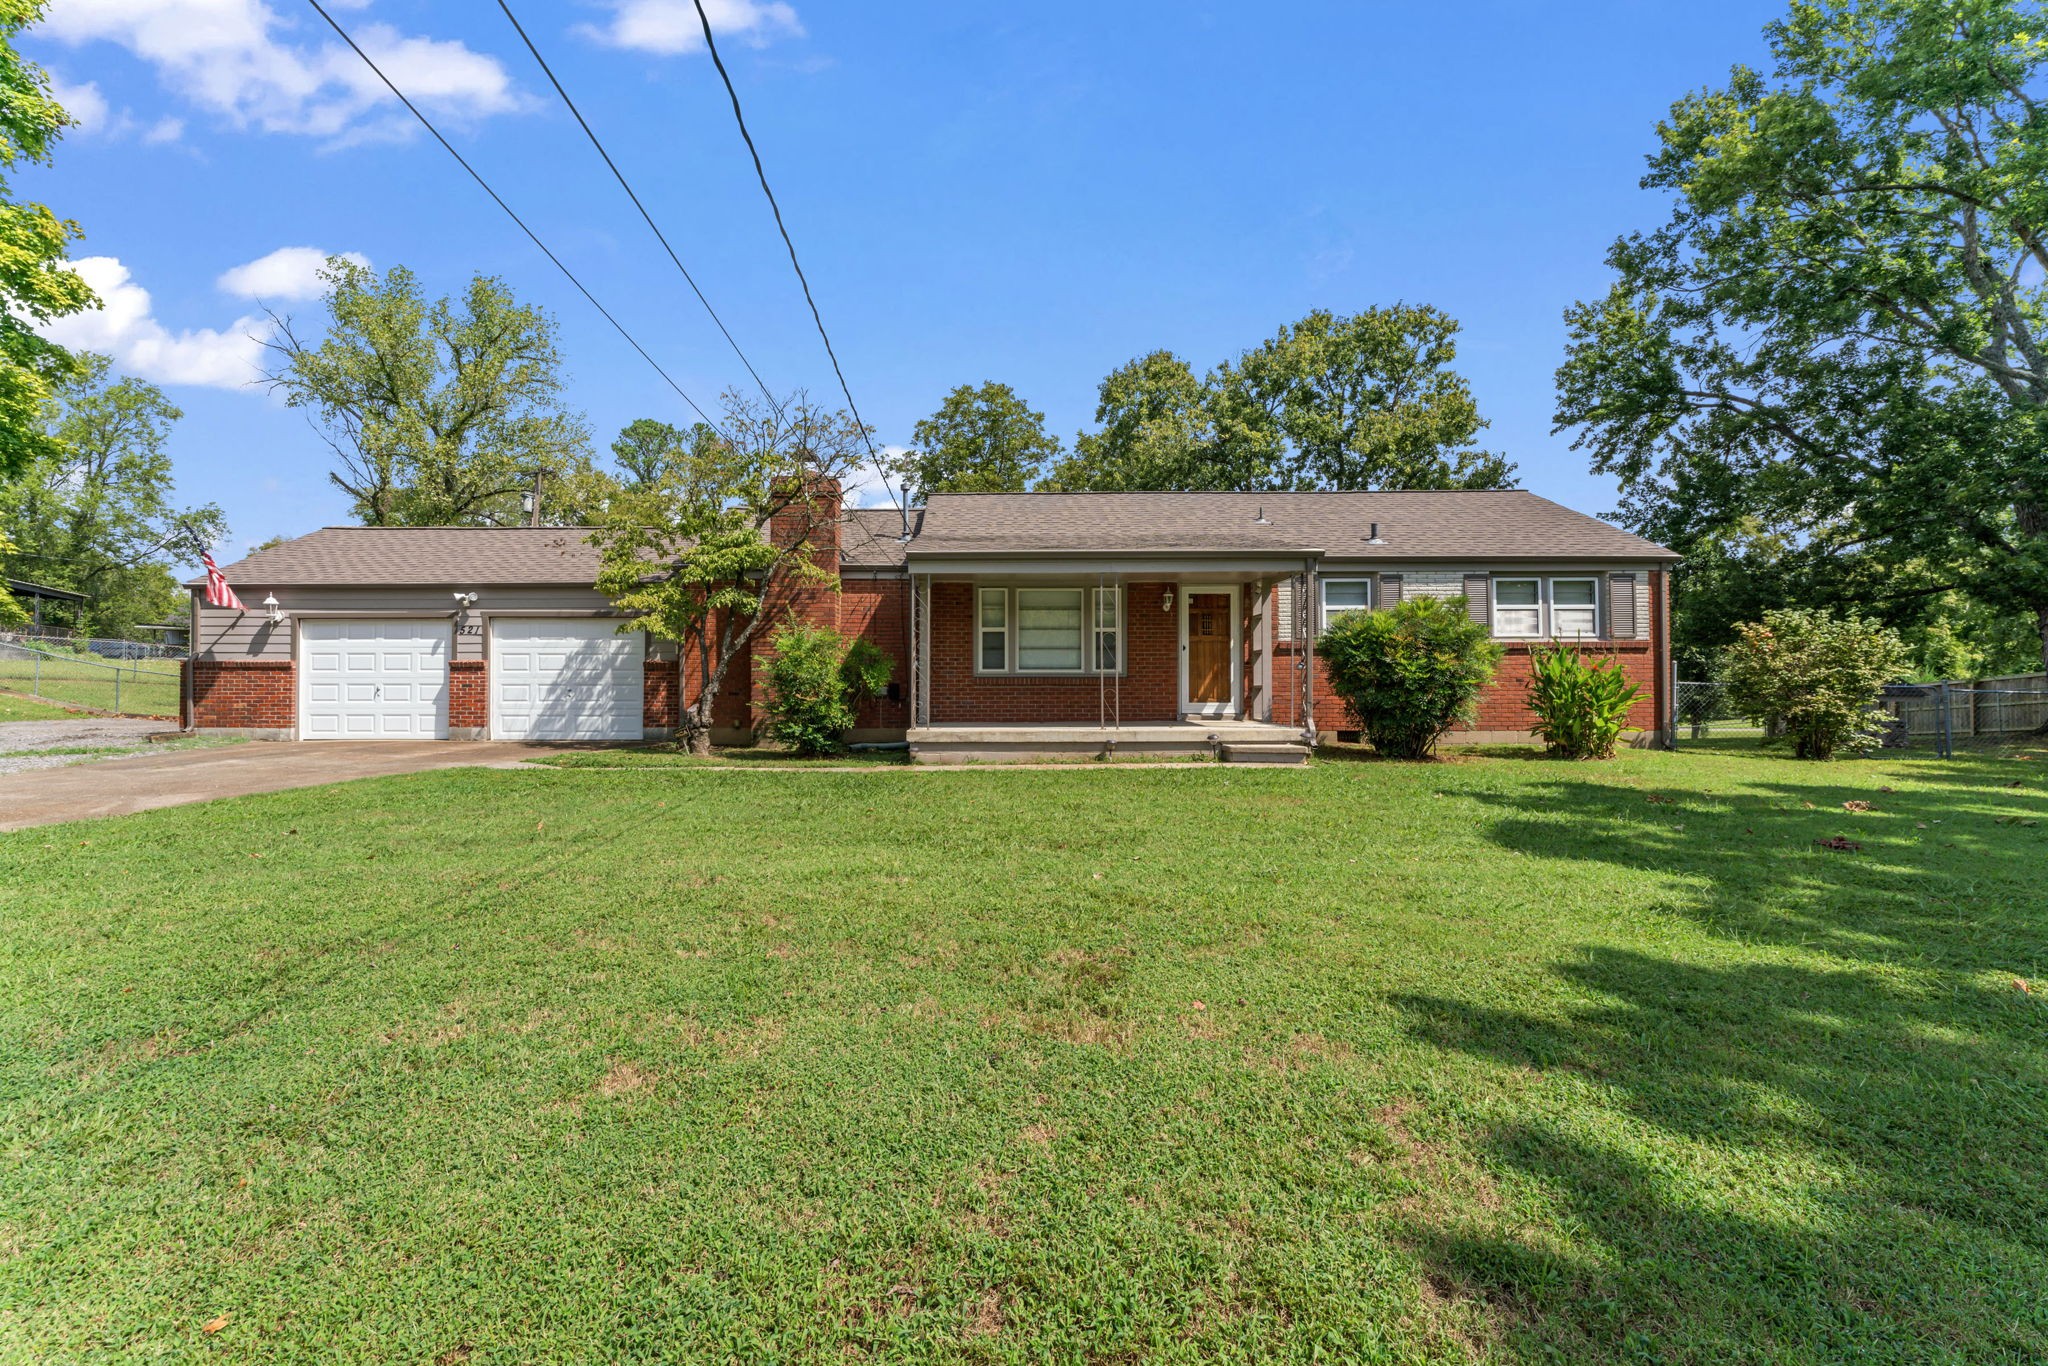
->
[903,558,1328,745]
[906,718,1310,764]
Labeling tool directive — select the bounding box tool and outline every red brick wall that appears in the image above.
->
[643,658,679,728]
[448,659,487,729]
[679,610,757,731]
[1269,582,1667,738]
[841,577,909,730]
[925,580,1182,724]
[191,659,293,729]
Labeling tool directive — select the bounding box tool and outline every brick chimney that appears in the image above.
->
[768,472,842,569]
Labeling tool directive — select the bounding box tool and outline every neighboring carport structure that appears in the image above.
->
[6,578,88,631]
[183,527,672,742]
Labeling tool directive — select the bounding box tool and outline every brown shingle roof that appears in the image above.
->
[193,492,1670,588]
[906,490,1675,561]
[841,506,921,568]
[191,527,607,587]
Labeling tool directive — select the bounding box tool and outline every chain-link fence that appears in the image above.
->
[1674,680,1767,742]
[0,629,187,661]
[0,640,183,716]
[1675,676,2048,757]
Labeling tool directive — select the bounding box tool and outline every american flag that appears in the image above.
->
[201,550,246,611]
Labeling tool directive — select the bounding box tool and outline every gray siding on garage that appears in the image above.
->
[192,587,647,662]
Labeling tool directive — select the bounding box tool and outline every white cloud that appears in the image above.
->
[40,256,270,390]
[216,246,367,301]
[842,446,908,509]
[38,0,523,142]
[577,0,803,56]
[49,76,111,134]
[142,115,185,145]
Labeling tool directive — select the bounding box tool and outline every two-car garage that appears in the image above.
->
[189,528,667,743]
[298,617,643,742]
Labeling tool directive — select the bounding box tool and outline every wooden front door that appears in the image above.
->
[1185,592,1233,708]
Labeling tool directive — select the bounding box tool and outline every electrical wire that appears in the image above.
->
[687,0,903,515]
[493,0,774,410]
[303,0,724,434]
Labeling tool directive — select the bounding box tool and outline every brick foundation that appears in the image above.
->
[191,658,294,731]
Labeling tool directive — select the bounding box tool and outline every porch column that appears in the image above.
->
[1301,560,1318,739]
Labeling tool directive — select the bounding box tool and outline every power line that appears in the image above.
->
[687,0,903,515]
[302,0,723,434]
[493,0,774,410]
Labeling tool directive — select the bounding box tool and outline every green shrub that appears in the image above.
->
[760,623,894,756]
[1722,608,1909,760]
[1524,645,1642,759]
[1318,596,1502,759]
[841,636,893,705]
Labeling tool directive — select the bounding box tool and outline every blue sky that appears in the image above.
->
[25,0,1786,566]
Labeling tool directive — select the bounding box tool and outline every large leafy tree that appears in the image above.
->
[1041,352,1240,491]
[264,259,601,526]
[1218,306,1513,491]
[591,391,869,754]
[0,532,24,626]
[1049,309,1513,493]
[0,0,97,481]
[0,355,224,637]
[610,416,725,488]
[891,382,1062,503]
[1555,0,2048,670]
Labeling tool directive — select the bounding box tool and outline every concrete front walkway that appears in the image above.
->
[0,740,548,832]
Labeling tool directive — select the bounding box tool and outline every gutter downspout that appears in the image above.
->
[184,587,198,732]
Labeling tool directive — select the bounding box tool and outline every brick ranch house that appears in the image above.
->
[185,486,1676,760]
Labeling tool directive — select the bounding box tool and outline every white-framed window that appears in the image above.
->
[978,587,1008,671]
[975,586,1124,674]
[1550,577,1600,638]
[1016,587,1086,671]
[1093,586,1120,671]
[1320,577,1372,632]
[1492,578,1544,637]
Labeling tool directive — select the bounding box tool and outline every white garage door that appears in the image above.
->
[300,619,449,740]
[491,619,644,741]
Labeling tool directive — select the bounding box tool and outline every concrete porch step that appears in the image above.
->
[1219,741,1310,765]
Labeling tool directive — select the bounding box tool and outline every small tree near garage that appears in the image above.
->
[590,390,871,756]
[1317,596,1502,759]
[1722,608,1909,760]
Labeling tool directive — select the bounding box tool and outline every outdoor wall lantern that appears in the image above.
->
[259,594,286,626]
[1161,589,1175,613]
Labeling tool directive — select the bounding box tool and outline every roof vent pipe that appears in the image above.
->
[1253,505,1270,525]
[897,480,912,541]
[1365,522,1385,545]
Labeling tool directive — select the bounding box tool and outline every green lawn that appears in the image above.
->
[0,651,181,717]
[0,692,81,722]
[1,749,2043,1363]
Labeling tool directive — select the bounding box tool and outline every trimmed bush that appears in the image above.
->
[1318,596,1502,759]
[1722,608,1908,760]
[1524,645,1643,759]
[761,624,894,756]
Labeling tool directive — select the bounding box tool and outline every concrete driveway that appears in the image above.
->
[0,738,550,832]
